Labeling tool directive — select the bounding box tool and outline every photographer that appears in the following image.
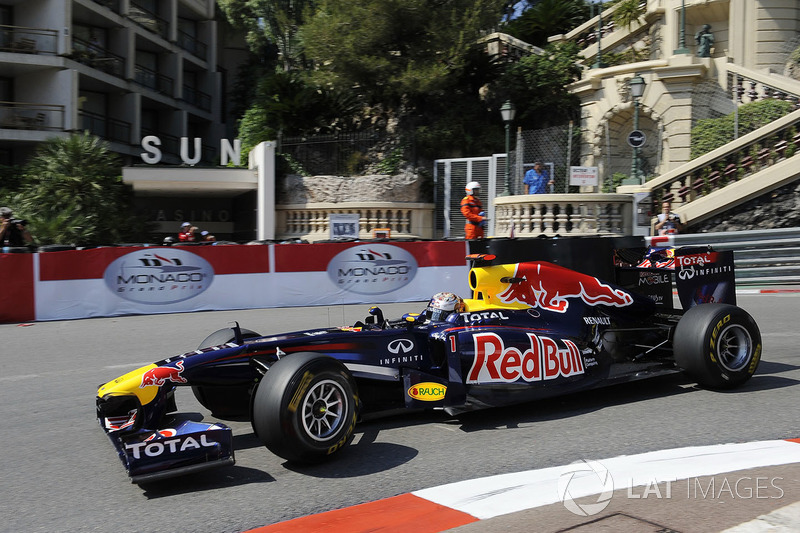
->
[654,200,685,235]
[0,207,34,251]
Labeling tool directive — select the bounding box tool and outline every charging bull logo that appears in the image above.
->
[140,361,187,387]
[498,262,633,313]
[468,332,584,384]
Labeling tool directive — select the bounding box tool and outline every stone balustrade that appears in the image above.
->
[276,202,435,242]
[493,194,633,237]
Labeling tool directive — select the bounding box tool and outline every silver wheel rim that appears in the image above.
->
[717,324,753,372]
[301,379,346,442]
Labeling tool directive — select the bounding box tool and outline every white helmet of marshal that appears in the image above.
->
[465,181,481,195]
[425,292,466,322]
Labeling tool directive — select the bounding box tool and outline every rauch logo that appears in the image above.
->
[103,249,214,304]
[326,244,418,295]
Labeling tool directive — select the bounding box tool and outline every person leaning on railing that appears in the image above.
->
[654,200,685,235]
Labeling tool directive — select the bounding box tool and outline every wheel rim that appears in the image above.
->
[301,379,347,442]
[716,324,753,372]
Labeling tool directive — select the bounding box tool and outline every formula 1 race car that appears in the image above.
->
[96,246,761,483]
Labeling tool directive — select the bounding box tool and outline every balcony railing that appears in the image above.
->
[69,37,125,77]
[128,3,168,39]
[493,194,633,237]
[79,111,131,144]
[177,30,207,61]
[0,101,64,131]
[134,65,174,95]
[0,24,58,55]
[92,0,120,12]
[182,85,211,111]
[276,203,435,242]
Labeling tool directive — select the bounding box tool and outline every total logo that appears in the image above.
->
[677,252,718,268]
[326,244,418,295]
[467,332,585,384]
[103,248,214,305]
[125,433,218,459]
[407,382,447,401]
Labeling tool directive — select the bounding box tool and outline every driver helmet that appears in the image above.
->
[425,292,465,322]
[465,181,481,195]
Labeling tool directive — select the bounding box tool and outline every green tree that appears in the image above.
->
[17,133,153,246]
[691,100,794,158]
[494,41,583,129]
[505,0,591,48]
[301,0,506,111]
[218,0,316,72]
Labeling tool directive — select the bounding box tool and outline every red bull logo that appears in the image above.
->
[140,360,188,387]
[468,332,584,384]
[498,262,633,313]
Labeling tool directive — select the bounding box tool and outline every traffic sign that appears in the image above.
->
[628,130,646,148]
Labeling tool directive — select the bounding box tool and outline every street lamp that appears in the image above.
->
[593,1,607,69]
[500,100,516,196]
[673,0,690,54]
[628,73,646,184]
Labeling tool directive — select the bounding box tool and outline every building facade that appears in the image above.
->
[0,0,247,166]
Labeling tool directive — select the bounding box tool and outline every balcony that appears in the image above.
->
[0,25,58,55]
[79,111,131,144]
[134,65,174,95]
[177,30,207,61]
[0,101,64,131]
[128,3,168,40]
[182,85,211,111]
[69,37,124,77]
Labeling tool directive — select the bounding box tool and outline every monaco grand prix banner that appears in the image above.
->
[9,241,470,323]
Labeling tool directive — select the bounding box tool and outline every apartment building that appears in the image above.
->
[0,0,245,166]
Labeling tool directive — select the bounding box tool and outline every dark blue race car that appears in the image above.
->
[96,248,761,483]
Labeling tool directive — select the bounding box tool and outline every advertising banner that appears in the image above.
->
[25,241,470,322]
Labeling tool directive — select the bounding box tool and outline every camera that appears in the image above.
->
[10,218,27,226]
[668,214,678,222]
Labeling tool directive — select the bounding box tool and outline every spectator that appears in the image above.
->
[523,162,554,194]
[654,200,685,235]
[461,181,486,239]
[178,222,197,242]
[200,230,216,242]
[0,207,33,250]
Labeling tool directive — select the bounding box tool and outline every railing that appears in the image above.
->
[128,3,168,39]
[134,65,174,95]
[177,30,207,61]
[640,107,800,215]
[0,101,64,131]
[79,111,131,144]
[182,85,211,111]
[92,0,120,12]
[276,203,435,242]
[493,194,632,237]
[69,37,125,77]
[726,64,800,110]
[0,24,58,55]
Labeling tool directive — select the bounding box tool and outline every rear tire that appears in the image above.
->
[192,327,261,417]
[251,352,359,463]
[674,303,761,389]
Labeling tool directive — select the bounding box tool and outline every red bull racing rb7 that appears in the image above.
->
[96,246,761,483]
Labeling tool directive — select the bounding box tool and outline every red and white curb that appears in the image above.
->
[250,439,800,532]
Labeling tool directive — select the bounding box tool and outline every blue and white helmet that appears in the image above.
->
[425,292,465,322]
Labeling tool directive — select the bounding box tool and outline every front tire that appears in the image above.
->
[251,352,359,463]
[674,303,761,389]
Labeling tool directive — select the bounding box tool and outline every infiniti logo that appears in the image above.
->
[388,338,414,354]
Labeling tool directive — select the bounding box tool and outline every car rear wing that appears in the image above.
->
[614,245,736,310]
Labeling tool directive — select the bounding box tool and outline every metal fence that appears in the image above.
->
[279,130,384,176]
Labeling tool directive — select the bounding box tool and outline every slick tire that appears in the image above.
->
[191,327,261,418]
[674,303,761,389]
[251,352,359,464]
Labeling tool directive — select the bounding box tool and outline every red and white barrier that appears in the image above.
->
[1,241,470,323]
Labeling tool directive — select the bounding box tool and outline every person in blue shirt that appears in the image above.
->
[523,161,554,194]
